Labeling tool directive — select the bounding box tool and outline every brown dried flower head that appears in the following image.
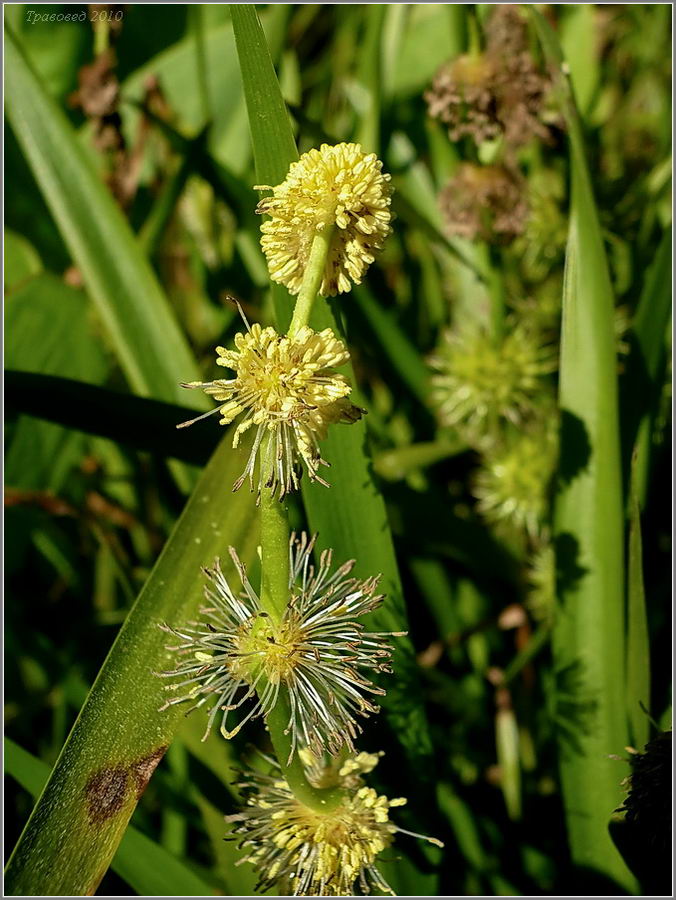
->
[424,54,501,144]
[426,9,557,148]
[439,163,528,244]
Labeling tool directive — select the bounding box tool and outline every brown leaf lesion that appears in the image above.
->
[84,745,167,824]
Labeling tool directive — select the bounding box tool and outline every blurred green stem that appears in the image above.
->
[93,16,110,57]
[374,437,467,482]
[192,4,211,123]
[467,8,482,57]
[287,226,334,337]
[487,247,505,342]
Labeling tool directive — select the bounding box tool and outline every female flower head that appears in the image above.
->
[159,533,403,760]
[227,750,442,896]
[474,421,559,539]
[256,143,393,296]
[429,320,557,443]
[179,317,362,499]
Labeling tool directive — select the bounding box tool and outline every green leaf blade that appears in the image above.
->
[5,739,216,896]
[4,436,258,896]
[5,26,205,410]
[532,10,636,891]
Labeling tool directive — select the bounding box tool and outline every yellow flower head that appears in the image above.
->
[256,143,393,296]
[180,320,362,498]
[227,751,442,896]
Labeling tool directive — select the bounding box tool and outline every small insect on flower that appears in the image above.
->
[158,534,404,760]
[178,311,363,499]
[429,320,557,444]
[227,750,443,896]
[256,142,393,296]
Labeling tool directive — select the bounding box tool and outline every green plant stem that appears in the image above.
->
[93,17,110,57]
[258,485,290,623]
[487,246,505,342]
[501,625,551,686]
[256,224,346,810]
[467,8,482,57]
[265,692,344,813]
[287,226,334,337]
[258,481,345,815]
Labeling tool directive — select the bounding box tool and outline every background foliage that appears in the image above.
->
[5,4,671,896]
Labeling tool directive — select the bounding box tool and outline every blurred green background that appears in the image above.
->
[5,4,671,897]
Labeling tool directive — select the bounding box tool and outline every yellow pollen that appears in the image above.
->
[256,142,393,297]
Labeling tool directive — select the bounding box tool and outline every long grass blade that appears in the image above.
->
[5,739,216,896]
[532,10,635,890]
[626,457,651,751]
[4,437,258,895]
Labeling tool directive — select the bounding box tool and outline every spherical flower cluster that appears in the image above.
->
[425,54,501,144]
[227,750,442,896]
[256,142,393,296]
[425,13,555,150]
[429,321,557,443]
[179,320,362,498]
[159,534,403,760]
[439,163,529,244]
[473,423,558,538]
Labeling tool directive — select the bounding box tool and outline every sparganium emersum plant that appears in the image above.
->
[256,142,393,298]
[429,318,557,444]
[179,318,363,498]
[159,533,403,760]
[162,143,439,896]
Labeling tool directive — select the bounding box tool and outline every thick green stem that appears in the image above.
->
[287,225,334,337]
[256,222,345,811]
[266,691,344,813]
[93,17,110,57]
[258,487,289,623]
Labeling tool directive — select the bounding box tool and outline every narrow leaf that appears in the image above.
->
[4,436,258,896]
[5,739,216,897]
[626,458,651,751]
[532,10,635,890]
[6,372,218,467]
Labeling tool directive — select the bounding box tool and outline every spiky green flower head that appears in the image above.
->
[159,534,403,760]
[474,419,559,539]
[256,143,393,296]
[514,169,568,283]
[179,317,362,498]
[227,750,442,896]
[429,319,557,445]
